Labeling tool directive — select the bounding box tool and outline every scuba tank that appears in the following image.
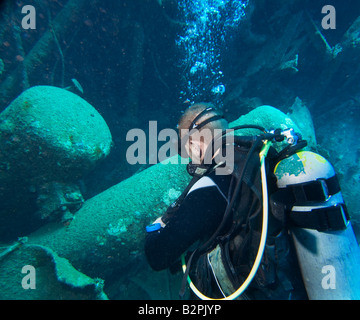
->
[274,151,360,299]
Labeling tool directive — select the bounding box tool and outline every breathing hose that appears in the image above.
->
[181,139,272,300]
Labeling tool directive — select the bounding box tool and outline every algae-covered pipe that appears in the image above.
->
[27,156,191,280]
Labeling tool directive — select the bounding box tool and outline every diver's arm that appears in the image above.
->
[145,183,227,271]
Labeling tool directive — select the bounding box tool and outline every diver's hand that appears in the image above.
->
[153,217,166,228]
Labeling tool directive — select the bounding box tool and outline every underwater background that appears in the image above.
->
[0,0,359,299]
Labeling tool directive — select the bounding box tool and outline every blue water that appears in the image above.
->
[175,0,248,105]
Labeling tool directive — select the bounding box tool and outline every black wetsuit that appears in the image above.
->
[145,171,232,271]
[144,168,308,299]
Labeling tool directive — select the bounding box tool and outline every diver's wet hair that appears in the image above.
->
[178,103,225,134]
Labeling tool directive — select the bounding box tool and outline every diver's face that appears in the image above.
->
[186,129,213,164]
[187,139,202,164]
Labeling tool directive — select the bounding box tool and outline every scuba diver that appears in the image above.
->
[144,103,360,300]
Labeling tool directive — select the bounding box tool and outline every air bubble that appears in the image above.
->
[211,84,225,95]
[176,0,249,102]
